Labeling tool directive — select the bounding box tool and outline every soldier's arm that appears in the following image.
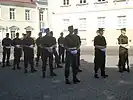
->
[2,39,4,46]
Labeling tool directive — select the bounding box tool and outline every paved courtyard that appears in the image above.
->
[0,51,133,100]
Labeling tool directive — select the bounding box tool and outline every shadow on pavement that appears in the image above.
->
[0,59,133,100]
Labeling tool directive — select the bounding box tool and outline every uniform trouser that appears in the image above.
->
[24,48,34,69]
[14,48,22,67]
[53,48,61,64]
[2,47,11,64]
[36,47,41,63]
[118,48,128,71]
[65,51,78,79]
[77,49,80,69]
[58,46,65,63]
[94,50,106,76]
[41,49,54,74]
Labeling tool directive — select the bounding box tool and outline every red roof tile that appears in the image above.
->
[0,0,36,8]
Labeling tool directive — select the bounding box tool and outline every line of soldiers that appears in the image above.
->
[1,25,82,84]
[1,26,130,83]
[94,28,130,79]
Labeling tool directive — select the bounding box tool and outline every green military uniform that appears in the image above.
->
[118,28,129,72]
[94,28,108,78]
[41,28,57,78]
[64,26,80,84]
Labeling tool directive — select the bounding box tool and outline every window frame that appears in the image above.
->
[79,18,87,31]
[97,17,106,28]
[25,9,30,21]
[117,15,126,29]
[9,8,15,20]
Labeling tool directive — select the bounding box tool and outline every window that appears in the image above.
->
[97,17,105,28]
[62,19,69,31]
[10,8,15,20]
[25,10,30,20]
[63,0,69,5]
[98,0,105,2]
[80,0,86,3]
[117,16,126,28]
[39,11,43,21]
[79,18,87,31]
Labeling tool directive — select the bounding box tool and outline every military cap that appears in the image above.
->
[98,28,105,31]
[16,32,19,35]
[121,28,126,31]
[68,25,73,29]
[74,29,78,31]
[45,28,50,31]
[6,33,9,35]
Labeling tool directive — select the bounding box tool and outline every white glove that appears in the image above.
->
[70,50,78,55]
[101,48,106,52]
[29,45,34,48]
[16,45,20,48]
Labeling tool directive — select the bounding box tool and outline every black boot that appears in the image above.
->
[2,64,5,68]
[65,78,71,84]
[78,69,82,72]
[31,68,37,73]
[94,73,99,79]
[101,74,108,78]
[57,64,63,68]
[24,69,28,73]
[50,72,57,77]
[12,66,16,70]
[73,77,80,84]
[42,71,46,78]
[6,62,11,67]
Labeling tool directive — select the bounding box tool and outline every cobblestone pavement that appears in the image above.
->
[0,54,133,100]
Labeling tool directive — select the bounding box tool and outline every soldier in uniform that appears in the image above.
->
[2,33,12,67]
[73,29,82,72]
[41,28,57,78]
[12,32,22,70]
[64,25,80,84]
[36,32,43,66]
[58,32,65,63]
[94,28,108,78]
[118,28,129,72]
[50,31,63,68]
[23,31,37,73]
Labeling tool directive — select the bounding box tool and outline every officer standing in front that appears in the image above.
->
[94,28,108,78]
[73,29,82,72]
[36,32,43,67]
[41,28,57,78]
[2,33,12,67]
[64,25,80,84]
[58,32,65,63]
[23,31,37,73]
[12,32,22,70]
[117,28,129,72]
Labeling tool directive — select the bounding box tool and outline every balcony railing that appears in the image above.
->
[113,0,127,2]
[36,0,48,5]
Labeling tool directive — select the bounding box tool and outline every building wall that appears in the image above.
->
[48,0,133,46]
[0,4,39,41]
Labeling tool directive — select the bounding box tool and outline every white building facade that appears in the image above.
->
[36,0,48,32]
[0,0,39,41]
[48,0,133,46]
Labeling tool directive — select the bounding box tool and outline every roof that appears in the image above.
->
[0,0,36,8]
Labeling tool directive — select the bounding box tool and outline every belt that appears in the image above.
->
[15,45,21,48]
[68,47,77,50]
[4,46,11,48]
